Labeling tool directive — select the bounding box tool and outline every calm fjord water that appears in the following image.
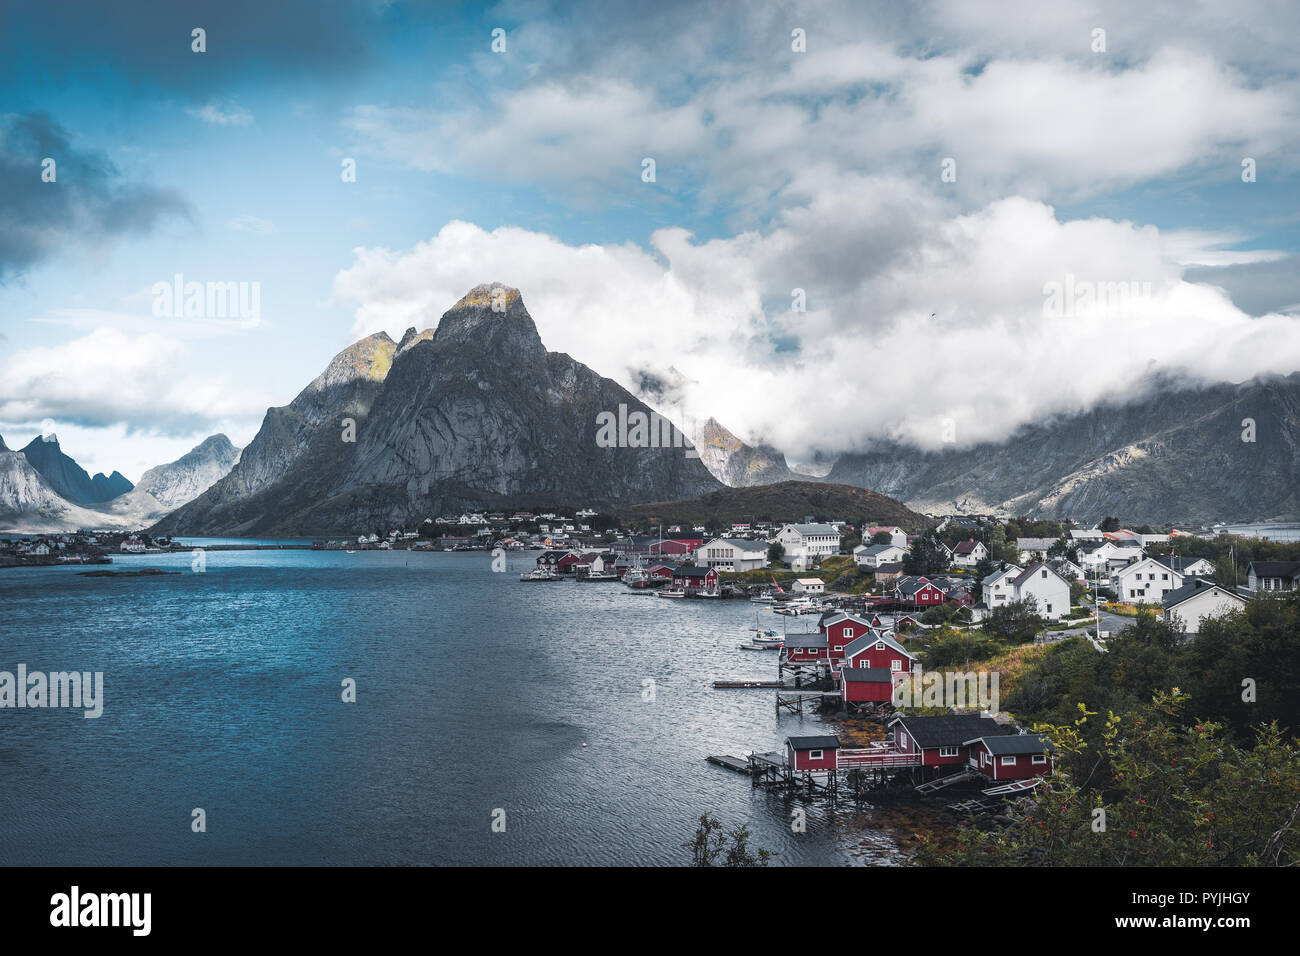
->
[0,548,911,865]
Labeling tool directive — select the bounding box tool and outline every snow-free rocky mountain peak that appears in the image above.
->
[152,285,721,536]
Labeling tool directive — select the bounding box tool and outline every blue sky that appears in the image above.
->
[2,0,1298,479]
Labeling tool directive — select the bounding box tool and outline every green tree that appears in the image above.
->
[767,542,785,565]
[904,533,949,575]
[685,812,773,866]
[985,597,1045,644]
[916,691,1300,866]
[871,531,893,545]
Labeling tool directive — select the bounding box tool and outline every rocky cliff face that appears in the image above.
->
[135,434,242,509]
[153,285,721,535]
[19,435,133,505]
[824,374,1300,525]
[692,417,795,486]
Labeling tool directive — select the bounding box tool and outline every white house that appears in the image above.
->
[863,525,908,548]
[791,577,825,594]
[698,538,770,572]
[1079,540,1144,572]
[120,537,147,553]
[980,564,1023,608]
[1151,554,1216,578]
[1010,562,1073,620]
[771,523,841,570]
[1110,557,1185,603]
[1245,561,1300,593]
[852,542,909,568]
[1016,537,1061,563]
[1161,580,1247,634]
[950,538,988,568]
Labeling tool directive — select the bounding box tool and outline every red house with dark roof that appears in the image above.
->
[780,632,829,664]
[965,733,1055,780]
[894,575,947,606]
[786,735,840,771]
[843,631,916,672]
[840,667,896,704]
[889,714,1014,769]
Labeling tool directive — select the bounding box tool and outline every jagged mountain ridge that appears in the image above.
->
[19,435,133,504]
[824,374,1300,525]
[152,285,722,535]
[0,437,169,533]
[691,417,797,486]
[135,434,243,510]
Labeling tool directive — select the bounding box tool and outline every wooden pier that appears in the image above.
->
[705,755,752,774]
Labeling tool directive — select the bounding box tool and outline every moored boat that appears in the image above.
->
[520,568,561,581]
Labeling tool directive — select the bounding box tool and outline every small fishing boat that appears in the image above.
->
[656,588,687,599]
[520,568,561,582]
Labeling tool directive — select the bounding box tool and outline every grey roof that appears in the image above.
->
[1161,578,1244,610]
[673,565,714,578]
[781,633,829,648]
[981,564,1023,588]
[843,630,915,660]
[841,667,895,683]
[708,538,770,553]
[897,577,944,597]
[1011,560,1068,588]
[1016,537,1060,551]
[966,733,1055,755]
[873,562,905,573]
[857,543,899,556]
[890,715,1011,749]
[1247,560,1300,578]
[784,523,840,536]
[787,735,840,750]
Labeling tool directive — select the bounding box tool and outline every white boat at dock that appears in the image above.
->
[520,568,561,581]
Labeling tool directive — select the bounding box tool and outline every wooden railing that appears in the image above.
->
[835,749,923,768]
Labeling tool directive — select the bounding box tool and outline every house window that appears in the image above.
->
[1046,604,1052,614]
[1041,570,1047,578]
[809,750,823,760]
[833,645,843,652]
[938,746,958,757]
[1001,756,1016,766]
[891,659,903,670]
[1032,755,1047,765]
[843,626,852,639]
[875,642,885,650]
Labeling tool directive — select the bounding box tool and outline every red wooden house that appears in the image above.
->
[779,633,829,664]
[965,733,1055,780]
[818,612,878,663]
[843,631,916,673]
[653,538,703,557]
[646,564,675,582]
[840,667,897,704]
[894,576,947,606]
[555,552,583,575]
[785,735,840,771]
[888,715,1013,770]
[671,565,719,593]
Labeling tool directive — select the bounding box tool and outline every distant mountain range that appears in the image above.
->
[0,433,241,533]
[9,285,1296,535]
[152,285,721,536]
[676,377,1300,528]
[821,375,1300,526]
[19,434,133,504]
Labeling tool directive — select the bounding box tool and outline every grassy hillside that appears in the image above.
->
[617,480,930,529]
